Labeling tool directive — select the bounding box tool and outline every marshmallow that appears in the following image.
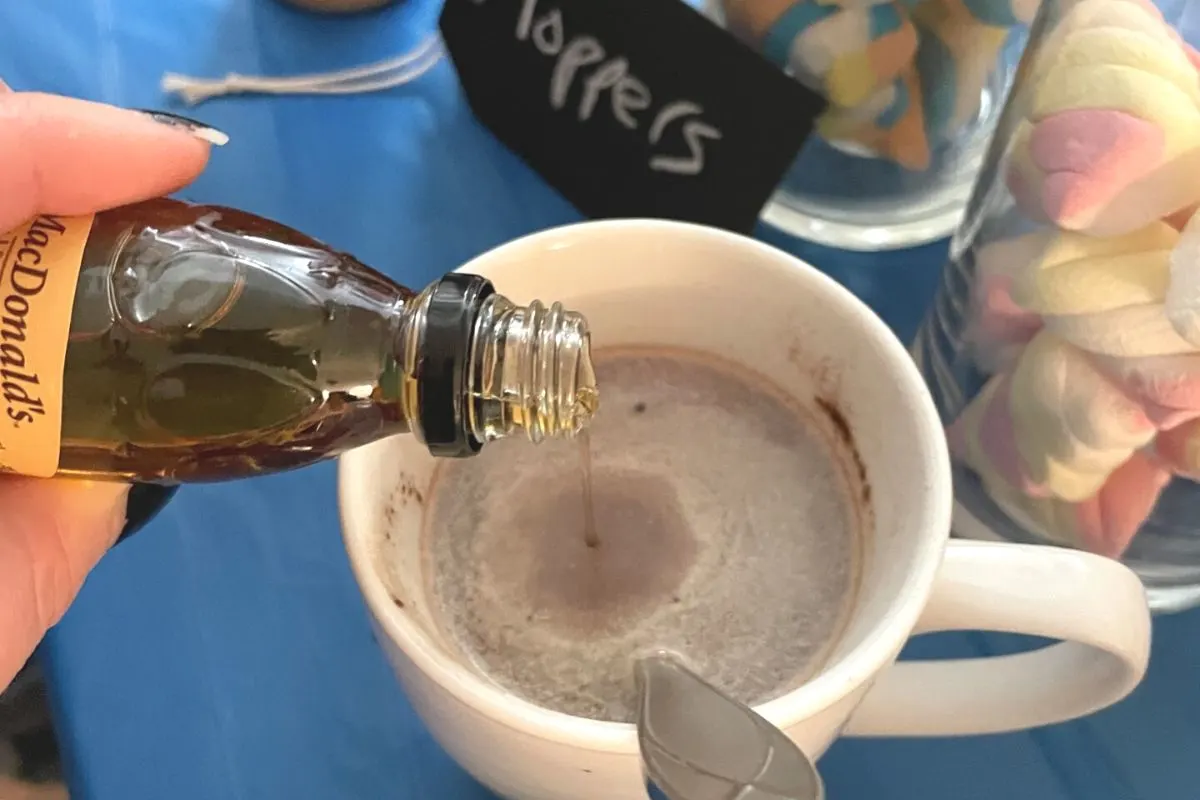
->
[950,374,1033,494]
[951,212,1200,557]
[951,0,1200,559]
[1166,204,1200,346]
[951,371,1170,557]
[1002,451,1170,558]
[966,225,1178,370]
[967,271,1043,372]
[836,0,1037,167]
[1007,223,1176,314]
[1044,306,1196,358]
[723,0,1036,170]
[723,0,918,107]
[1090,352,1200,429]
[911,0,1019,141]
[1155,417,1200,478]
[1008,330,1156,500]
[817,65,933,169]
[1005,0,1200,235]
[966,232,1050,372]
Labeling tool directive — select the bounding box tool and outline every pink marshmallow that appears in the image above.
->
[1028,108,1167,231]
[955,397,1170,557]
[1006,157,1049,226]
[1090,353,1200,427]
[1155,418,1200,478]
[1164,202,1200,231]
[949,374,1050,496]
[955,0,1200,558]
[967,273,1044,372]
[973,274,1044,344]
[951,367,1172,559]
[1084,450,1172,557]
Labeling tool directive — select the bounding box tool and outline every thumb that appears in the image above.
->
[0,478,129,689]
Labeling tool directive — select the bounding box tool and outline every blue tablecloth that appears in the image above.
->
[3,2,1198,798]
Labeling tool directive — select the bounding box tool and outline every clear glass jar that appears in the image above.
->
[706,0,1034,251]
[913,0,1200,611]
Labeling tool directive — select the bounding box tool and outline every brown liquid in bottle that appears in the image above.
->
[61,199,417,482]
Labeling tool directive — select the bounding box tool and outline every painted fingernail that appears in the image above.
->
[115,483,181,545]
[133,109,229,146]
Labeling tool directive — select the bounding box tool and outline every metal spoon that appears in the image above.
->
[635,652,825,800]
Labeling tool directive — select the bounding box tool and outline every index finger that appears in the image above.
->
[0,90,218,231]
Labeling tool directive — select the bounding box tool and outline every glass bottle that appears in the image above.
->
[912,0,1200,611]
[1,198,597,484]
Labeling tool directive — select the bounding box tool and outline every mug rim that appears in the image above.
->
[339,218,952,752]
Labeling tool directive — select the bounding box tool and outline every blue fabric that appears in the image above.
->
[3,2,1198,799]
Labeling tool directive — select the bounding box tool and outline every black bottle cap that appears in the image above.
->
[418,273,495,457]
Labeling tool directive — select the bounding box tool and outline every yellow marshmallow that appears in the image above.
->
[1045,28,1200,103]
[979,226,1178,296]
[1031,223,1179,268]
[827,51,878,108]
[1010,332,1155,453]
[1030,0,1170,84]
[1045,304,1198,357]
[1039,454,1126,501]
[1011,250,1172,315]
[1008,331,1155,500]
[956,376,1004,488]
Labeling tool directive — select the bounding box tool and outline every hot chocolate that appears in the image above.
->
[420,347,865,722]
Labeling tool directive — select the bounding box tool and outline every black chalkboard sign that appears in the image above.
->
[439,0,827,234]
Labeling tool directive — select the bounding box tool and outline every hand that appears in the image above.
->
[0,84,212,691]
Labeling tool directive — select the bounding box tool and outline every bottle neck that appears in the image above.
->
[394,274,597,456]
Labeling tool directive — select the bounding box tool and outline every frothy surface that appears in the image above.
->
[421,348,861,722]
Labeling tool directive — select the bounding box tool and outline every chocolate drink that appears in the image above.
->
[420,347,866,722]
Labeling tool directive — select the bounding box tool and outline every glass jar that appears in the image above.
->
[913,0,1200,611]
[707,0,1035,250]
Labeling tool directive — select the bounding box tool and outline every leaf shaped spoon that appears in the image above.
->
[636,652,825,800]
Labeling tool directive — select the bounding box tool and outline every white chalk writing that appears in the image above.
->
[505,0,722,176]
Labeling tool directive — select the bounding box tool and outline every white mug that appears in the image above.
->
[339,220,1152,800]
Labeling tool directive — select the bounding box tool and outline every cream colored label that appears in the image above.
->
[0,214,94,477]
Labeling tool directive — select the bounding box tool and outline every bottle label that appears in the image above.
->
[0,214,94,478]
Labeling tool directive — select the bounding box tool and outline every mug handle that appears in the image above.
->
[843,540,1152,737]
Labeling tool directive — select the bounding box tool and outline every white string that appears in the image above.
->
[161,33,445,106]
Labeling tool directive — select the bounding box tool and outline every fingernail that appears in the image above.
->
[133,109,230,146]
[0,79,10,93]
[115,484,181,545]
